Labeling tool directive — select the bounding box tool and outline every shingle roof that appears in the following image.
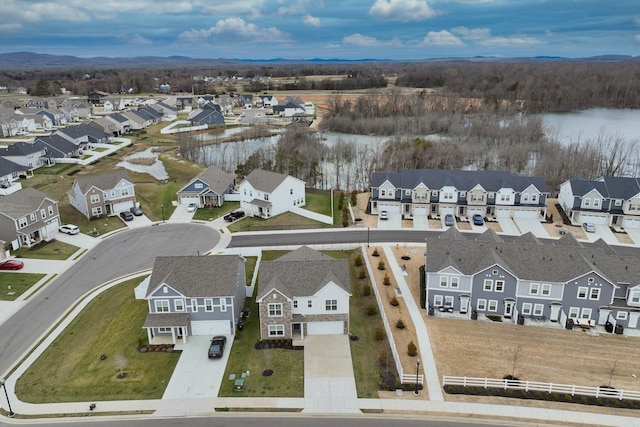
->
[0,157,25,177]
[57,123,107,141]
[146,255,242,297]
[0,141,43,157]
[33,135,77,157]
[73,170,132,194]
[195,165,234,195]
[244,169,290,193]
[0,187,56,219]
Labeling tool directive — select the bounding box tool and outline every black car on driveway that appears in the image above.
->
[120,210,134,221]
[224,210,245,222]
[208,336,226,359]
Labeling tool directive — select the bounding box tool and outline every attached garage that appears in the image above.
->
[512,208,540,219]
[495,208,511,218]
[579,213,609,226]
[112,200,134,214]
[179,195,200,206]
[439,206,454,216]
[191,320,231,336]
[377,203,401,214]
[45,218,60,236]
[623,217,640,229]
[307,321,344,335]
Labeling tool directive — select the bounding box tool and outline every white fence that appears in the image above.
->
[443,376,640,401]
[363,246,423,386]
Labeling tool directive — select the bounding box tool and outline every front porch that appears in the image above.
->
[143,313,190,345]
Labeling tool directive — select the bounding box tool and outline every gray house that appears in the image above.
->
[139,255,246,344]
[0,187,60,249]
[68,170,136,219]
[425,227,640,333]
[176,165,235,208]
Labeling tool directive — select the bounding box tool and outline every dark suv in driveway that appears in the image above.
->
[224,210,245,222]
[208,336,226,359]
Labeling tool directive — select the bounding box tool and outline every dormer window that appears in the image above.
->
[194,183,203,189]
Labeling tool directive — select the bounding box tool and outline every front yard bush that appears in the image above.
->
[407,340,417,356]
[390,296,399,306]
[362,284,371,296]
[377,261,385,270]
[354,255,363,266]
[358,268,367,279]
[383,274,391,285]
[366,303,378,316]
[374,327,385,341]
[396,318,405,329]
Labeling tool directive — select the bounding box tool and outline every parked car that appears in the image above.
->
[583,222,596,233]
[59,224,80,235]
[444,214,455,226]
[472,214,484,226]
[130,205,143,216]
[186,203,197,213]
[119,211,134,221]
[208,336,227,359]
[379,210,389,221]
[224,210,245,222]
[0,259,24,270]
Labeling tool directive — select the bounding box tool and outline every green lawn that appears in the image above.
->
[192,202,239,221]
[244,256,257,286]
[305,190,333,216]
[15,277,179,403]
[14,240,80,260]
[0,273,47,301]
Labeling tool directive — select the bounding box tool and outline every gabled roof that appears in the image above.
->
[107,113,129,123]
[474,228,504,243]
[56,123,107,141]
[0,187,56,218]
[257,247,350,300]
[33,135,77,157]
[244,169,298,193]
[73,170,132,194]
[146,255,242,298]
[0,141,43,157]
[181,165,234,195]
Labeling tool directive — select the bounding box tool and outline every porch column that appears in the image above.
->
[147,328,152,343]
[171,328,177,345]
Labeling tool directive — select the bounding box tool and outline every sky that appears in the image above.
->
[0,0,639,60]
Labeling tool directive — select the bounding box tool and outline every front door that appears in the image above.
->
[460,297,469,314]
[504,301,514,318]
[550,304,561,322]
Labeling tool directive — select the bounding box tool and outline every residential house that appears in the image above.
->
[0,157,26,193]
[175,96,195,110]
[0,142,48,172]
[424,227,640,333]
[370,169,549,221]
[104,113,129,135]
[257,94,278,108]
[121,110,147,130]
[149,102,178,121]
[88,91,110,105]
[236,94,254,108]
[57,123,109,145]
[0,187,60,249]
[558,176,640,230]
[238,169,306,218]
[177,165,235,208]
[256,246,351,340]
[139,255,246,344]
[33,135,81,161]
[188,102,225,127]
[88,117,118,137]
[68,170,136,219]
[273,98,307,117]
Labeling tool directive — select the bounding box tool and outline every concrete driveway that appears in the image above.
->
[626,228,640,245]
[377,213,401,229]
[497,218,520,235]
[168,203,196,223]
[513,218,550,238]
[302,334,359,413]
[413,215,428,229]
[162,335,232,399]
[583,224,619,245]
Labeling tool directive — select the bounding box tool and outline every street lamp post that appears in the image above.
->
[161,204,165,223]
[414,359,421,395]
[367,227,370,247]
[0,378,15,417]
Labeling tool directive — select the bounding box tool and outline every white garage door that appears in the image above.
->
[45,218,60,236]
[307,321,344,335]
[191,320,231,335]
[512,209,539,219]
[378,203,401,214]
[440,206,454,216]
[467,208,483,217]
[180,196,199,206]
[579,213,608,226]
[623,217,640,229]
[495,208,511,218]
[413,206,428,216]
[113,200,134,213]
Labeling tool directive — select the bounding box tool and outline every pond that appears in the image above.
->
[117,147,169,180]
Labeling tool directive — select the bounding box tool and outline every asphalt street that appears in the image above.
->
[0,223,218,377]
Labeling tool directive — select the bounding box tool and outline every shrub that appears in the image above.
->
[350,190,357,206]
[390,296,399,306]
[407,340,417,356]
[372,248,380,257]
[396,318,405,329]
[362,284,371,296]
[383,274,391,286]
[366,304,377,316]
[377,261,386,270]
[374,327,385,341]
[354,255,363,266]
[377,349,387,366]
[358,268,366,279]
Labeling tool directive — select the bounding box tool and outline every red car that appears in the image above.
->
[0,259,24,270]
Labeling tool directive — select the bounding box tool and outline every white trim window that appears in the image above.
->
[440,276,448,287]
[444,296,454,307]
[91,207,102,216]
[488,300,498,312]
[18,217,27,228]
[90,194,100,204]
[154,300,169,313]
[541,284,551,296]
[617,311,629,321]
[477,299,487,311]
[630,291,640,304]
[577,287,588,299]
[293,300,298,309]
[325,299,338,311]
[40,208,46,219]
[121,188,130,197]
[589,288,600,300]
[205,299,213,312]
[433,295,443,307]
[450,277,459,289]
[268,324,285,337]
[48,206,54,215]
[495,280,505,292]
[580,308,592,319]
[174,299,184,312]
[483,279,493,291]
[533,304,544,316]
[191,299,198,312]
[568,307,580,319]
[529,283,539,295]
[521,303,532,315]
[268,303,283,317]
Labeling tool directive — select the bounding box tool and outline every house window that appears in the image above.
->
[521,303,532,315]
[589,288,600,300]
[568,307,580,319]
[493,270,498,275]
[630,291,640,304]
[541,284,551,296]
[439,276,448,287]
[308,300,312,308]
[488,193,494,199]
[583,198,590,207]
[380,189,386,197]
[459,192,466,198]
[593,199,600,208]
[293,300,298,309]
[477,299,487,311]
[325,299,338,311]
[191,299,198,312]
[30,213,36,221]
[195,183,203,189]
[444,296,454,307]
[268,325,285,337]
[205,299,213,312]
[290,189,293,195]
[532,194,538,203]
[577,287,588,299]
[580,308,592,319]
[522,194,529,202]
[443,192,454,201]
[268,303,283,317]
[121,188,130,197]
[48,206,53,215]
[175,299,184,312]
[18,217,27,228]
[40,209,46,219]
[617,311,629,321]
[471,193,483,202]
[488,300,498,312]
[615,199,622,206]
[220,299,227,312]
[162,286,168,294]
[90,194,100,204]
[154,300,169,313]
[450,277,459,288]
[431,190,438,196]
[434,295,443,307]
[495,281,504,292]
[529,283,539,295]
[533,304,544,316]
[483,280,493,291]
[158,327,172,333]
[264,194,269,201]
[91,207,102,216]
[111,190,116,197]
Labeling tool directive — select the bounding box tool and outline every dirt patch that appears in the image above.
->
[484,221,502,233]
[614,231,635,245]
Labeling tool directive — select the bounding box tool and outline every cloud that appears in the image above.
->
[451,26,490,41]
[177,18,291,43]
[342,33,402,47]
[369,0,440,22]
[421,30,464,47]
[118,34,153,45]
[0,23,22,31]
[635,34,640,44]
[304,15,321,27]
[479,35,543,47]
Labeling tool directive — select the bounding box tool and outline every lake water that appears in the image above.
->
[117,147,169,180]
[541,108,640,146]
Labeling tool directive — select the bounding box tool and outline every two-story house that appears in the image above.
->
[138,255,246,344]
[177,165,235,208]
[68,170,136,219]
[256,246,351,340]
[424,227,640,334]
[0,142,48,173]
[371,169,548,221]
[558,176,640,230]
[238,169,305,218]
[0,187,60,248]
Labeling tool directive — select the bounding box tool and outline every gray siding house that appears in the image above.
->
[68,170,136,219]
[0,187,60,249]
[176,165,235,208]
[140,255,246,344]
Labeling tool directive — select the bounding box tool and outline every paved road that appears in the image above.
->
[0,224,218,377]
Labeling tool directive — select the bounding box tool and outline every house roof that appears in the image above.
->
[244,169,295,193]
[73,170,132,194]
[0,187,56,219]
[33,135,77,158]
[568,176,640,200]
[257,246,350,300]
[146,255,242,298]
[0,141,43,157]
[0,157,25,177]
[143,313,190,328]
[181,165,234,196]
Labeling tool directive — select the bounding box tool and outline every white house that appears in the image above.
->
[238,169,306,218]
